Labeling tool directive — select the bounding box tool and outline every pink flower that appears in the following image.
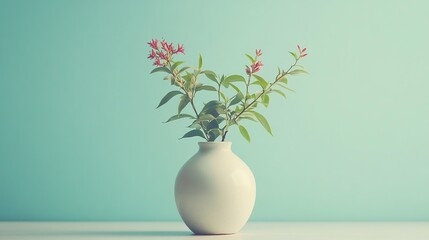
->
[147,38,185,66]
[168,43,175,53]
[297,44,308,59]
[157,51,167,60]
[161,41,169,51]
[245,66,251,75]
[148,49,156,59]
[148,39,158,50]
[245,49,264,75]
[176,44,185,54]
[154,58,163,66]
[252,61,263,73]
[245,60,263,75]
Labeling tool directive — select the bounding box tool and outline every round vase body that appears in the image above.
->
[175,142,256,235]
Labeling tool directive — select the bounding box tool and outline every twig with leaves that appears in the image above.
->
[148,39,308,142]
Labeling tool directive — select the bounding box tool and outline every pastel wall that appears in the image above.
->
[1,0,428,221]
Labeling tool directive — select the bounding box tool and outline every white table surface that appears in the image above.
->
[1,222,428,240]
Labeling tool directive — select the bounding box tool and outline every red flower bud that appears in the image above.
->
[148,49,156,59]
[254,61,263,68]
[168,43,175,53]
[176,44,185,54]
[148,39,159,50]
[245,66,251,75]
[158,51,167,60]
[247,60,263,74]
[161,41,169,51]
[154,58,164,66]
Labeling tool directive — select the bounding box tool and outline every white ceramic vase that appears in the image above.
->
[175,142,256,235]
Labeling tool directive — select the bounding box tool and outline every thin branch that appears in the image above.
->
[221,58,300,141]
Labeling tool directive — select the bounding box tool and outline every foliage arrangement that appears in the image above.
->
[147,39,308,142]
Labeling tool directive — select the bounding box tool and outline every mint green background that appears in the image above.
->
[1,0,429,221]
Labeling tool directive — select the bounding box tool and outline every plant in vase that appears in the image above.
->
[147,38,308,235]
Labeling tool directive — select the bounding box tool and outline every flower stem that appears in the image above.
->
[168,62,209,141]
[221,58,299,141]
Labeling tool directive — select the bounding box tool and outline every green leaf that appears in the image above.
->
[219,92,227,102]
[208,128,222,134]
[251,111,272,135]
[182,73,192,82]
[201,70,216,75]
[157,91,183,108]
[187,120,201,129]
[238,116,257,122]
[289,51,298,60]
[229,93,243,106]
[165,114,195,123]
[202,120,219,141]
[178,66,190,74]
[277,83,295,92]
[195,85,217,92]
[240,111,253,117]
[279,77,288,84]
[288,69,308,75]
[206,119,219,131]
[261,94,270,107]
[238,125,251,143]
[198,54,203,69]
[201,100,222,112]
[182,73,194,90]
[229,118,238,126]
[251,81,264,88]
[201,100,225,117]
[207,128,222,142]
[178,95,190,113]
[224,75,246,84]
[228,82,243,96]
[245,53,255,63]
[247,93,255,100]
[199,114,216,121]
[208,128,222,136]
[252,74,268,89]
[180,129,206,139]
[216,116,225,124]
[171,61,184,71]
[204,72,218,84]
[150,66,172,74]
[272,89,286,98]
[220,75,225,84]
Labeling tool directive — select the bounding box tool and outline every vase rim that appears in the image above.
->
[198,141,232,150]
[198,141,232,144]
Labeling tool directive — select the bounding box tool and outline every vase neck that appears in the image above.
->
[198,142,232,152]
